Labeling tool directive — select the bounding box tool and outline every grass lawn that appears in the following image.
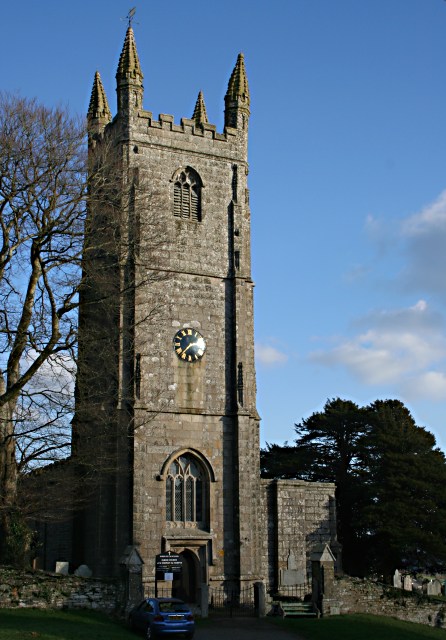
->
[270,613,446,640]
[2,609,446,640]
[0,608,136,640]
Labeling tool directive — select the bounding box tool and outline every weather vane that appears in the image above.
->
[123,7,137,27]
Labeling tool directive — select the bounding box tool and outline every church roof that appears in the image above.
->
[192,91,209,126]
[116,26,143,82]
[87,71,111,122]
[225,53,250,106]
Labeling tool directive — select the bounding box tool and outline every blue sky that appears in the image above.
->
[3,0,446,450]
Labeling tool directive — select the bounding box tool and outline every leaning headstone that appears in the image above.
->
[287,549,297,570]
[55,561,69,575]
[280,549,305,586]
[427,580,442,596]
[393,569,402,589]
[74,564,92,578]
[403,575,412,591]
[433,579,443,595]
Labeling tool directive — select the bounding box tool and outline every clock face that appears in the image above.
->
[173,328,206,362]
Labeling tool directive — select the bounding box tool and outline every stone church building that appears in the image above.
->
[38,27,338,600]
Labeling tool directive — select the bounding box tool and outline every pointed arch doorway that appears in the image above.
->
[172,549,200,603]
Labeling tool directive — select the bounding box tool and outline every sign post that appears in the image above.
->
[155,552,183,597]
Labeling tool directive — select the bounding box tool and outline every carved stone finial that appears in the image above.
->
[116,26,144,114]
[224,53,250,129]
[88,71,112,123]
[116,26,143,83]
[192,91,209,126]
[225,53,250,105]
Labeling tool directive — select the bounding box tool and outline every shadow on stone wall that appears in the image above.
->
[0,566,118,612]
[328,575,446,628]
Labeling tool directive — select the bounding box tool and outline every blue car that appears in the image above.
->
[129,597,195,639]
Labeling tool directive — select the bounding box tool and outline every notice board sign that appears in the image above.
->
[155,552,182,580]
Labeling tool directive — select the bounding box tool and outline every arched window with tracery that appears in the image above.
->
[173,168,202,221]
[165,454,206,523]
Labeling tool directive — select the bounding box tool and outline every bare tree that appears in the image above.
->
[0,93,168,565]
[0,93,89,562]
[0,93,88,561]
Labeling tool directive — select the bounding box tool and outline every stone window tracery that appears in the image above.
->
[166,454,205,523]
[173,168,202,221]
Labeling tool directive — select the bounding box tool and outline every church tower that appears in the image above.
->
[74,26,263,593]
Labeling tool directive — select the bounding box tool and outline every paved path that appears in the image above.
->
[194,617,304,640]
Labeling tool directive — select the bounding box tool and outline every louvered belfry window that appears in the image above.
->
[165,454,206,523]
[173,168,202,221]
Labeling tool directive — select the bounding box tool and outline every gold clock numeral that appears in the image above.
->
[174,328,206,363]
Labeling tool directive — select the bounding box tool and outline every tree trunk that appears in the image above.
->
[0,373,21,564]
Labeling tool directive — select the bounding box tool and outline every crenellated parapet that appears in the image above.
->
[135,110,238,144]
[87,27,249,157]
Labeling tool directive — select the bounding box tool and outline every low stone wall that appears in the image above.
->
[0,567,118,612]
[330,575,446,628]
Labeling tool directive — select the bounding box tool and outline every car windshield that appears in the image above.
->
[159,602,189,613]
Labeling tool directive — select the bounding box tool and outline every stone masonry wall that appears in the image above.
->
[77,30,263,583]
[260,479,337,586]
[128,91,261,586]
[331,575,446,628]
[0,567,118,612]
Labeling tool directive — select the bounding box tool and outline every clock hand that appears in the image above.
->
[183,341,196,354]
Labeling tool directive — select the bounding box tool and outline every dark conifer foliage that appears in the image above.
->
[261,398,446,579]
[359,400,446,578]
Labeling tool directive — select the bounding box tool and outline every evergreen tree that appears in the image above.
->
[261,398,446,579]
[293,398,370,574]
[359,400,446,578]
[262,398,369,573]
[260,442,301,479]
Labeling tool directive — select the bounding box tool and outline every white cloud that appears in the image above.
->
[364,213,400,253]
[360,190,446,299]
[310,300,446,396]
[255,343,288,367]
[351,298,442,333]
[312,329,442,385]
[309,190,446,410]
[397,190,446,296]
[23,350,76,395]
[402,371,446,402]
[402,190,446,237]
[344,263,371,283]
[411,299,427,312]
